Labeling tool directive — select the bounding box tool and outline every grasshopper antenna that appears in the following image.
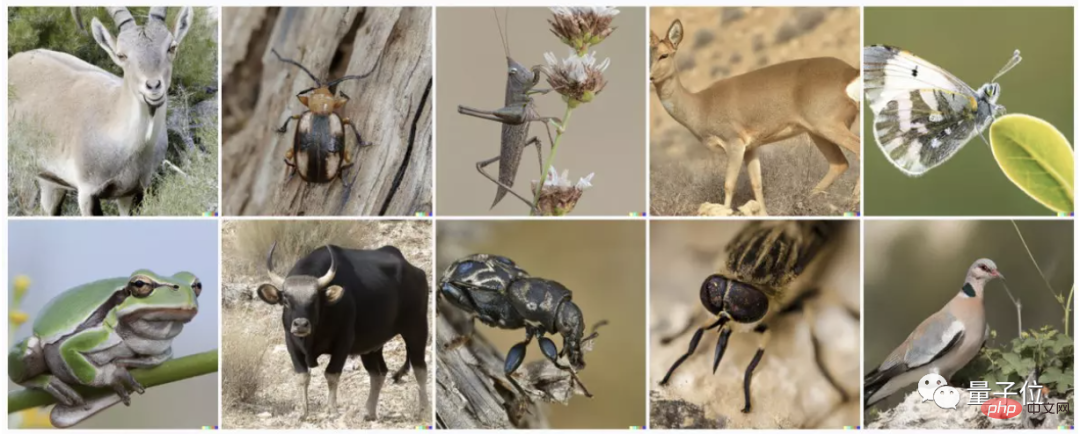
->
[271,48,323,87]
[493,8,510,58]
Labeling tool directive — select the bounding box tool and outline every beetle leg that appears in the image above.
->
[741,324,770,413]
[659,315,728,386]
[276,112,306,134]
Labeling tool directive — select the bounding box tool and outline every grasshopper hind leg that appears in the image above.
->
[477,136,543,210]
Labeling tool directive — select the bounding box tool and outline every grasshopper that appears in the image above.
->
[458,10,562,211]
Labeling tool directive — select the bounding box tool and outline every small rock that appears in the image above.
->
[698,202,734,217]
[257,412,272,419]
[721,8,746,25]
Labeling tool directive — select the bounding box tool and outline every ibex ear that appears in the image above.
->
[172,7,194,46]
[90,17,123,67]
[324,286,345,305]
[649,31,661,49]
[667,19,684,49]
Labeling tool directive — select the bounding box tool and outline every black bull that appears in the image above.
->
[257,244,429,420]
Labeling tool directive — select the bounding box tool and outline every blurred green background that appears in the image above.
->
[437,221,645,428]
[864,7,1073,215]
[864,220,1073,411]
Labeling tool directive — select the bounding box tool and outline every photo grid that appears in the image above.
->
[2,0,1075,437]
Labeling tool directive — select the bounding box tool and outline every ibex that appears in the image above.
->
[8,7,194,216]
[650,20,861,216]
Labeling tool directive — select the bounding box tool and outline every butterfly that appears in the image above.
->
[863,45,1021,176]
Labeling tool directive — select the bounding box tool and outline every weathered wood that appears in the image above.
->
[222,7,432,216]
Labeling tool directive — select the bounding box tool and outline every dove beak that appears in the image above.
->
[994,270,1005,280]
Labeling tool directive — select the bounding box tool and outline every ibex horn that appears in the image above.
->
[106,7,135,31]
[149,7,167,22]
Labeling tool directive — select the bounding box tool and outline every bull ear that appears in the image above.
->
[324,286,345,305]
[256,284,282,305]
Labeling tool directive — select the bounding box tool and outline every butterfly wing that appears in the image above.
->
[864,45,988,176]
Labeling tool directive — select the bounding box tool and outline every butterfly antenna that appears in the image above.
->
[992,49,1022,82]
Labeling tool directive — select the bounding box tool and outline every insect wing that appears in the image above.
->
[863,45,984,176]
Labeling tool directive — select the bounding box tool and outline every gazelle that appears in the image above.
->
[8,7,193,216]
[650,19,861,216]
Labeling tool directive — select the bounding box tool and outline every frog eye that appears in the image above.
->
[191,279,203,297]
[128,276,155,298]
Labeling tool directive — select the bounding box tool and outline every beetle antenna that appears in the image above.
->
[271,48,322,87]
[325,54,383,93]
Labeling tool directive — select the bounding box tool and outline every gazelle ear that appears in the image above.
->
[649,30,661,48]
[667,19,684,49]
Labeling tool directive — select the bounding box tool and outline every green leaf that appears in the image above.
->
[1000,352,1021,375]
[990,114,1075,212]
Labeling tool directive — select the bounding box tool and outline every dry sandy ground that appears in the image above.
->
[221,221,434,429]
[649,7,861,216]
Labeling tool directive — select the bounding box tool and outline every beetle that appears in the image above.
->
[439,253,601,397]
[658,221,838,413]
[271,48,376,186]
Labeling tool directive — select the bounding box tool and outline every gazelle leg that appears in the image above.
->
[815,124,861,200]
[807,134,848,195]
[743,148,768,215]
[714,138,746,209]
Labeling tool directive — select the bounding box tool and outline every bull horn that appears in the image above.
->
[265,242,286,288]
[149,7,167,22]
[105,7,135,31]
[316,246,337,289]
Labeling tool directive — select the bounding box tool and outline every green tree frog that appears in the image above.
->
[8,270,201,428]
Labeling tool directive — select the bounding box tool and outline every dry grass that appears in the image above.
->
[222,306,273,406]
[233,221,375,276]
[650,133,859,216]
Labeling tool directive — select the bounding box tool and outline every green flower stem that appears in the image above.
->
[8,350,218,413]
[530,104,575,215]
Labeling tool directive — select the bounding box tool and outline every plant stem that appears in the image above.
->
[1010,220,1057,297]
[530,104,574,215]
[1065,286,1074,337]
[8,350,218,413]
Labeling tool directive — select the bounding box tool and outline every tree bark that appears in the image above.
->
[434,303,550,429]
[221,7,432,216]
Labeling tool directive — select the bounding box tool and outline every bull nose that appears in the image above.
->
[291,318,311,336]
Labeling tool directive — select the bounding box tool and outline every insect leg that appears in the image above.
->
[339,117,373,190]
[741,324,770,413]
[659,315,728,385]
[276,112,307,134]
[537,335,594,398]
[458,104,530,125]
[711,327,733,374]
[476,155,538,209]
